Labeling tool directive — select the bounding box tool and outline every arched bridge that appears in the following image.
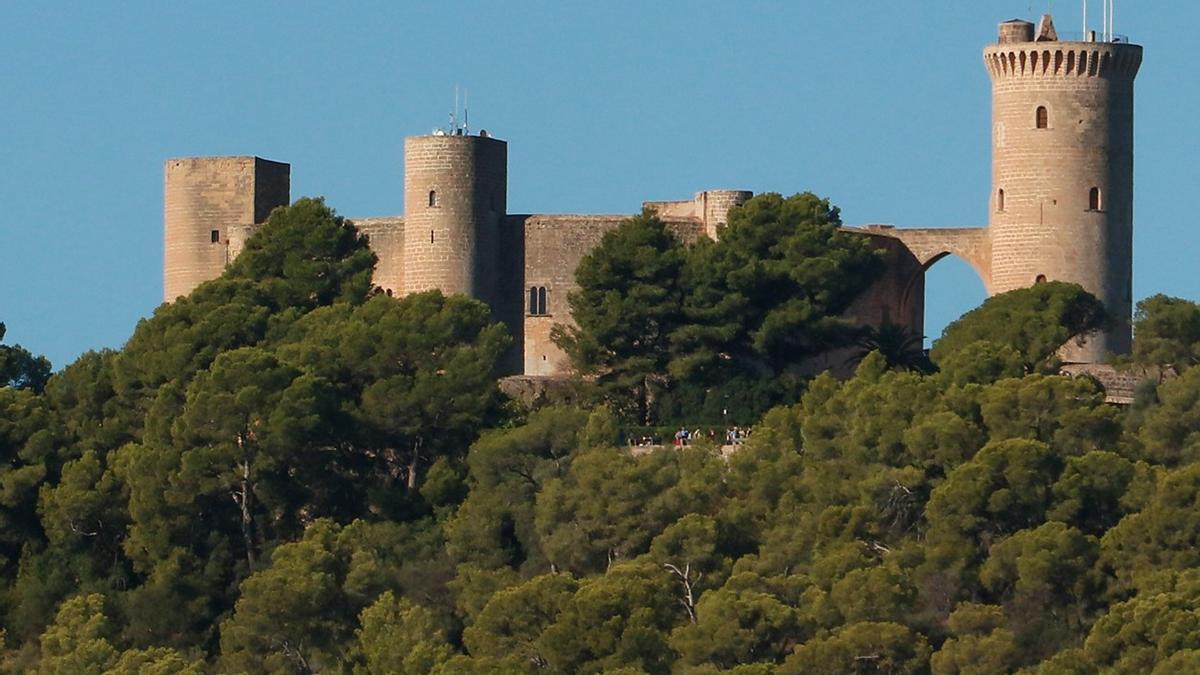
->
[832,225,991,341]
[848,225,991,289]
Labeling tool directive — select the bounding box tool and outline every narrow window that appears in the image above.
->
[1035,274,1047,284]
[210,229,220,243]
[1089,187,1102,211]
[1036,106,1048,129]
[997,189,1005,212]
[528,286,548,315]
[428,190,439,207]
[430,230,434,244]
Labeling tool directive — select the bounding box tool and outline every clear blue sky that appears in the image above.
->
[2,1,1197,369]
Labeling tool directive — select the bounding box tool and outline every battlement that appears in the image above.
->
[984,41,1142,80]
[985,15,1141,81]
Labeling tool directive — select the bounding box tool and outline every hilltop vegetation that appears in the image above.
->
[2,195,1199,672]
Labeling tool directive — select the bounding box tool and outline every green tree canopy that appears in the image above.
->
[780,621,931,675]
[1131,294,1200,369]
[674,192,884,378]
[279,291,511,498]
[552,211,686,424]
[223,196,377,309]
[0,323,51,393]
[669,584,799,670]
[931,282,1111,372]
[1070,570,1200,673]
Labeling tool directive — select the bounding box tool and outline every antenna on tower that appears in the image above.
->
[442,85,474,136]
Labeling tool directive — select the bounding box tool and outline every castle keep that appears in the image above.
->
[163,15,1142,373]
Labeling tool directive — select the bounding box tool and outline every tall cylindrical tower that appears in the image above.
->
[984,16,1142,362]
[402,133,507,303]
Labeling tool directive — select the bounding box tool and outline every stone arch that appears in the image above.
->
[842,226,990,341]
[913,251,991,343]
[878,227,990,287]
[878,228,990,332]
[899,249,986,327]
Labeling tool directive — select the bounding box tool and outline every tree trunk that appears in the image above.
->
[235,429,258,571]
[240,460,257,571]
[642,376,653,426]
[664,562,699,624]
[406,437,423,492]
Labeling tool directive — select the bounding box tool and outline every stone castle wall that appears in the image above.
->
[520,215,627,376]
[162,15,1142,372]
[519,214,709,376]
[163,156,289,301]
[351,216,405,295]
[643,190,752,239]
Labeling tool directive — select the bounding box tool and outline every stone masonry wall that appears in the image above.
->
[402,135,506,304]
[644,190,752,240]
[984,34,1142,360]
[519,215,707,376]
[163,156,289,301]
[521,215,627,376]
[352,216,405,295]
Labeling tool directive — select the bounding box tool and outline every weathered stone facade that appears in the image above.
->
[161,14,1141,373]
[984,16,1141,361]
[163,156,289,301]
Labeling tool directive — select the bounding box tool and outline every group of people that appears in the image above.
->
[627,426,753,449]
[668,426,751,447]
[725,426,750,446]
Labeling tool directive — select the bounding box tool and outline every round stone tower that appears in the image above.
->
[984,15,1142,362]
[402,133,507,303]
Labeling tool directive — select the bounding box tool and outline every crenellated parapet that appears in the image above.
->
[983,41,1142,81]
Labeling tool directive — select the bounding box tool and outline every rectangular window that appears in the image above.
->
[211,230,220,243]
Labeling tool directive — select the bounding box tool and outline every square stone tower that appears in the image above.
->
[163,156,290,301]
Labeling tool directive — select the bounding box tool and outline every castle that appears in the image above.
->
[163,14,1142,374]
